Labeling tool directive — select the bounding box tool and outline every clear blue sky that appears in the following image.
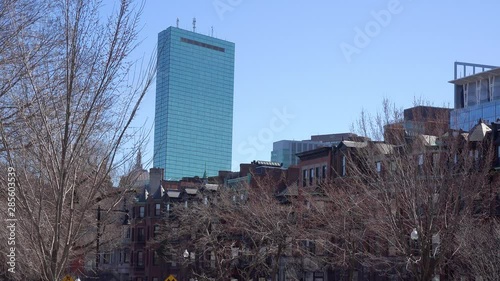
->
[125,0,500,172]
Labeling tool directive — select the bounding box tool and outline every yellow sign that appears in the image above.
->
[165,275,177,281]
[62,275,74,281]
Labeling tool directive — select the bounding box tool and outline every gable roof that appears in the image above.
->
[469,122,491,142]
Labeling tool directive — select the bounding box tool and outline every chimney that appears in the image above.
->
[149,168,164,196]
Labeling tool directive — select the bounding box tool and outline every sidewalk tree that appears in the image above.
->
[0,0,154,280]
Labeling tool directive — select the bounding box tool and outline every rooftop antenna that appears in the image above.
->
[211,26,213,37]
[176,18,179,28]
[192,17,196,32]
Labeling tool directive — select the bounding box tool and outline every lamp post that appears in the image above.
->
[95,205,130,272]
[182,249,198,281]
[406,228,421,273]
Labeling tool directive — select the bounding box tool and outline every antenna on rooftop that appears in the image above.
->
[192,17,196,32]
[176,18,179,28]
[211,26,213,37]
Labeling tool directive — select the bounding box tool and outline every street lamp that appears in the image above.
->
[410,228,419,241]
[406,228,421,271]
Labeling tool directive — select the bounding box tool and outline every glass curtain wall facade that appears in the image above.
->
[154,27,235,180]
[271,140,335,168]
[451,68,500,131]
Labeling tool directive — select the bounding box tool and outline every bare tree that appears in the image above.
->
[160,172,303,281]
[329,102,496,280]
[0,0,155,280]
[455,213,500,280]
[224,175,301,281]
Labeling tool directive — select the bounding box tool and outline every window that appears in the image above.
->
[490,76,495,101]
[322,165,327,179]
[431,233,440,257]
[124,250,130,263]
[126,227,131,239]
[139,206,145,218]
[137,251,144,266]
[417,154,424,174]
[153,251,160,266]
[432,153,440,167]
[432,153,440,171]
[390,161,397,171]
[309,168,314,185]
[497,146,500,166]
[155,203,161,216]
[303,240,316,254]
[341,156,346,176]
[137,228,145,242]
[153,278,159,281]
[376,161,381,173]
[496,193,500,216]
[463,84,469,107]
[313,271,324,281]
[418,154,424,165]
[210,251,216,268]
[180,37,225,52]
[103,253,110,264]
[302,169,307,187]
[153,225,160,237]
[315,167,320,183]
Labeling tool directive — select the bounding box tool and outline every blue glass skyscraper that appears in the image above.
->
[154,27,235,180]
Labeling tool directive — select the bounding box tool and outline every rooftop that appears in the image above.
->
[449,67,500,85]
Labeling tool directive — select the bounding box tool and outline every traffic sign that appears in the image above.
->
[165,274,177,281]
[62,275,74,281]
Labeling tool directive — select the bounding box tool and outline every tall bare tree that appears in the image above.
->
[0,0,154,280]
[324,102,496,280]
